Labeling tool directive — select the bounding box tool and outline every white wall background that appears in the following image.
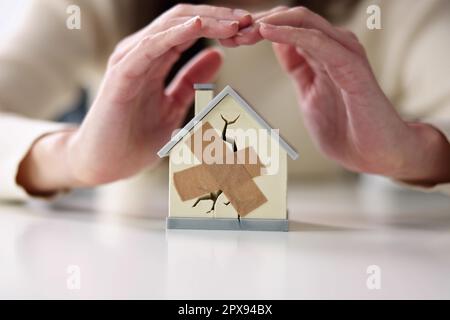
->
[0,0,30,38]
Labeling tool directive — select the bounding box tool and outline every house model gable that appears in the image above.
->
[158,85,298,160]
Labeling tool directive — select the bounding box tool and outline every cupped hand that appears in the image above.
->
[66,5,253,186]
[229,7,450,184]
[18,5,252,193]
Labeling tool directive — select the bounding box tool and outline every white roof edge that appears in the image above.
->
[157,85,299,160]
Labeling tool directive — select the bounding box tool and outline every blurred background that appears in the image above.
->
[0,0,28,38]
[0,0,88,124]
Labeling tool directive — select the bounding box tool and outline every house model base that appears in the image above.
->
[167,217,289,232]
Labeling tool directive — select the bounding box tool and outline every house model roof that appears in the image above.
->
[157,85,299,160]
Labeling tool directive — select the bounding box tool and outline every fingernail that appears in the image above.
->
[233,9,251,18]
[187,16,201,25]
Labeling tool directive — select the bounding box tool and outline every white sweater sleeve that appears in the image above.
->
[396,0,450,195]
[0,0,123,201]
[350,0,450,195]
[0,114,67,200]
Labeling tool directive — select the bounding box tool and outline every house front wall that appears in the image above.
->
[169,94,287,220]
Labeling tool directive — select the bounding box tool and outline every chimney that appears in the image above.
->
[194,83,215,115]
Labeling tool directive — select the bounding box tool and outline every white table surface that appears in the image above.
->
[1,175,450,299]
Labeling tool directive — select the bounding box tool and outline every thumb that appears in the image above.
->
[272,42,315,93]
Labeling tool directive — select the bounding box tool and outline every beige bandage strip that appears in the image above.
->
[173,165,219,201]
[173,121,267,217]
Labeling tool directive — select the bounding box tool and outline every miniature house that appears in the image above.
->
[158,84,298,232]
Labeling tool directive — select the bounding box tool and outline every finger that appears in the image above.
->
[260,23,372,94]
[139,5,250,50]
[253,6,289,21]
[164,48,223,124]
[259,7,364,56]
[112,5,250,65]
[146,49,181,81]
[219,25,261,46]
[224,6,289,46]
[107,17,203,102]
[166,4,252,28]
[272,43,315,92]
[112,17,238,65]
[119,3,250,58]
[233,25,262,45]
[170,17,240,39]
[147,16,241,38]
[174,38,197,53]
[119,17,235,79]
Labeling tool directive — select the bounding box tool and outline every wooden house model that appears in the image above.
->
[158,84,298,231]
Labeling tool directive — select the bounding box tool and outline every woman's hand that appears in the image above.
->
[239,7,450,185]
[17,5,252,194]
